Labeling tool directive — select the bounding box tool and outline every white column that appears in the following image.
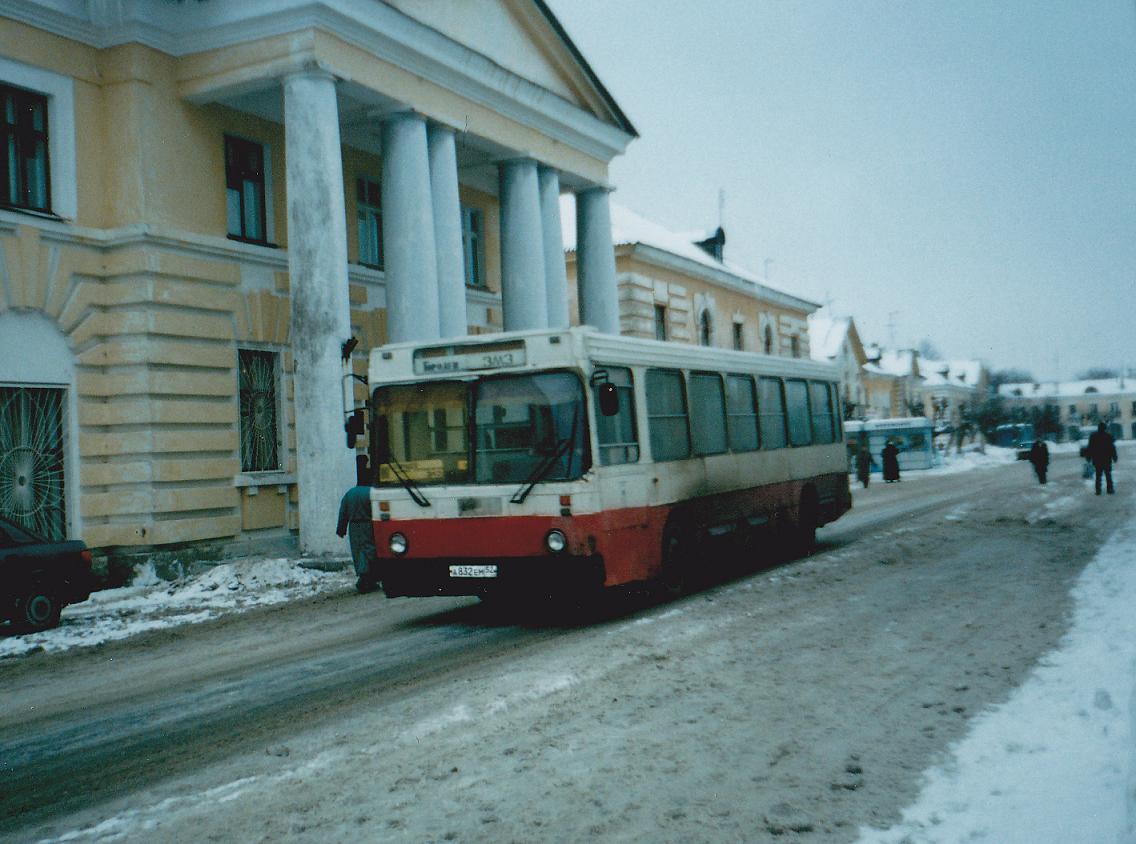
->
[382,112,441,344]
[575,186,620,335]
[538,166,569,330]
[283,68,355,556]
[427,124,468,340]
[498,158,548,331]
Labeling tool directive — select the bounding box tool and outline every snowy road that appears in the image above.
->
[1,452,1131,842]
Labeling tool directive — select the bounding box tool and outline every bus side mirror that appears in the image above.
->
[373,414,391,464]
[345,408,365,448]
[597,381,619,417]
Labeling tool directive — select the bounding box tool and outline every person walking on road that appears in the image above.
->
[1028,439,1050,485]
[1085,422,1118,495]
[882,441,901,483]
[856,441,872,489]
[336,485,379,592]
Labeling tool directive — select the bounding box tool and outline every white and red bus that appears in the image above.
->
[361,326,850,598]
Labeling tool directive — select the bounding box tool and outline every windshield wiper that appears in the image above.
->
[510,415,579,505]
[383,453,431,508]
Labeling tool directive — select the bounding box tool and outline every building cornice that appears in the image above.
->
[624,243,819,314]
[4,0,635,163]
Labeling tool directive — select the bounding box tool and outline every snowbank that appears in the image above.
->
[858,510,1136,843]
[0,557,353,659]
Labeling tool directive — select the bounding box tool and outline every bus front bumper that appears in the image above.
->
[379,554,605,598]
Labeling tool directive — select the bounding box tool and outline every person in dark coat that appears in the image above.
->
[856,443,872,489]
[1028,439,1049,484]
[336,485,379,592]
[1085,422,1118,495]
[881,441,901,483]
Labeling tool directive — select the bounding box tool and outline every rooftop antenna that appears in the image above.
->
[887,311,899,348]
[717,188,725,230]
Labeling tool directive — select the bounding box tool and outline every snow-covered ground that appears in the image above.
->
[859,497,1136,843]
[0,557,353,659]
[6,445,1135,842]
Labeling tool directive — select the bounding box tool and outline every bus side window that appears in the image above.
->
[725,374,759,452]
[809,380,836,444]
[646,369,691,462]
[689,372,727,456]
[593,365,639,465]
[785,379,813,447]
[758,376,787,449]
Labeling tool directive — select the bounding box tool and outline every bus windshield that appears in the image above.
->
[373,371,588,487]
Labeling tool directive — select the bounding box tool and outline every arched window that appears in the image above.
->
[763,324,774,355]
[699,310,713,346]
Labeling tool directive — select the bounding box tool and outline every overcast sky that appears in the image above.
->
[547,1,1136,380]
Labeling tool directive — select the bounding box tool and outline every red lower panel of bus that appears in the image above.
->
[373,472,849,592]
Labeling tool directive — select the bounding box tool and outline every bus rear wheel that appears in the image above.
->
[791,489,818,557]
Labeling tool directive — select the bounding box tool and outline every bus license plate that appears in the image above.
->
[449,564,498,578]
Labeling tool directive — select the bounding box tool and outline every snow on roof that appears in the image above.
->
[807,314,851,361]
[877,349,919,377]
[559,197,816,309]
[998,377,1132,399]
[921,358,984,389]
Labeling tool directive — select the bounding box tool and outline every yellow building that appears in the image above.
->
[1000,378,1136,442]
[561,202,817,356]
[0,2,635,556]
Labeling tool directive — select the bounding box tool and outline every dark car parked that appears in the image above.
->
[0,516,94,632]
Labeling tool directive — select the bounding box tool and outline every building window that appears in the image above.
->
[238,349,280,472]
[225,135,267,243]
[790,335,801,358]
[699,310,713,347]
[654,304,667,341]
[2,84,50,213]
[0,384,66,540]
[732,322,744,351]
[461,204,485,288]
[763,324,774,355]
[356,177,383,268]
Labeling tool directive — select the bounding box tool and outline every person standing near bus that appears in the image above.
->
[1028,439,1049,484]
[1085,422,1118,495]
[336,485,378,592]
[882,441,901,483]
[856,442,872,488]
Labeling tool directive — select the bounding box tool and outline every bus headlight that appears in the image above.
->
[389,532,408,556]
[545,529,567,554]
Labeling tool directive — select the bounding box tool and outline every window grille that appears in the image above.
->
[238,350,280,472]
[0,385,66,540]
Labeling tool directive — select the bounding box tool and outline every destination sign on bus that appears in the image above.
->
[413,341,526,375]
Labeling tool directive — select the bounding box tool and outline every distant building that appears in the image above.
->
[999,378,1136,441]
[562,201,817,354]
[808,313,868,418]
[918,359,987,436]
